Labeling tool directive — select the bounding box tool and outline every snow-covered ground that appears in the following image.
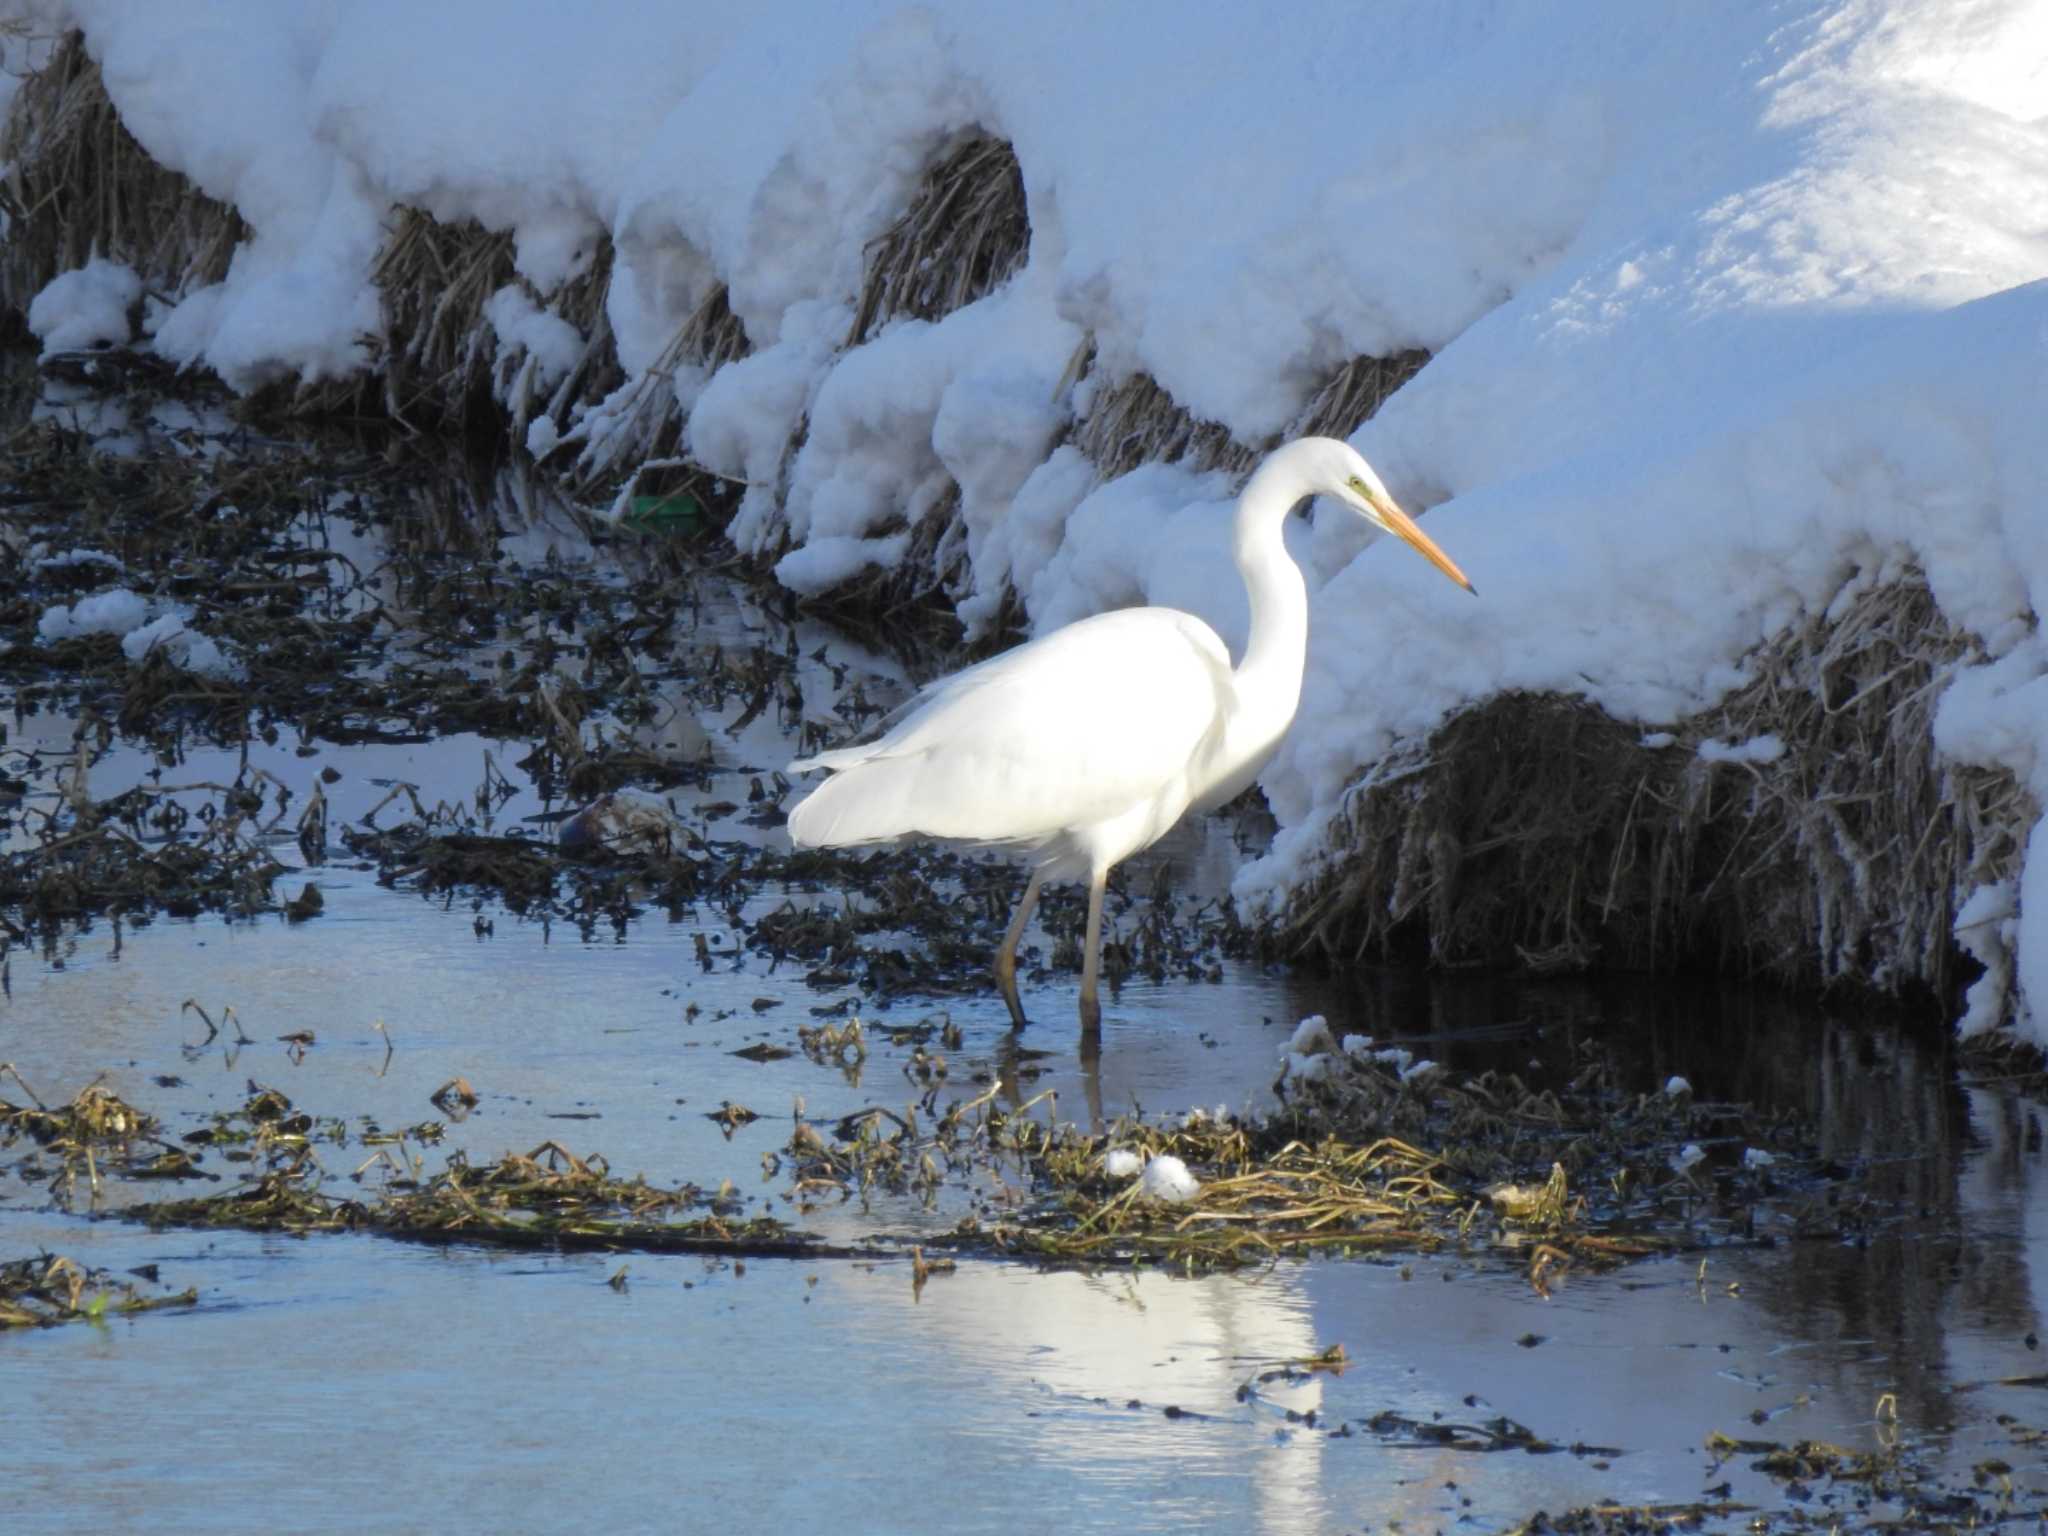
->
[6,1,2047,1041]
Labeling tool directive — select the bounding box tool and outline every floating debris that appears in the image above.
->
[0,1066,203,1199]
[0,1252,197,1330]
[430,1077,480,1115]
[130,1086,822,1259]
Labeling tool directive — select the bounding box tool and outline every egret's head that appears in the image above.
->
[1317,438,1475,595]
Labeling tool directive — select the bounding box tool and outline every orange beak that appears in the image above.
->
[1365,487,1475,594]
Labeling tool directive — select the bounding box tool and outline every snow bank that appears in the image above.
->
[9,0,2048,1038]
[1247,275,2048,1024]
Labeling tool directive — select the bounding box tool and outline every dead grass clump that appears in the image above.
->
[1287,692,1648,972]
[566,279,747,499]
[848,129,1028,345]
[6,823,285,927]
[0,1070,155,1148]
[674,279,751,371]
[358,828,565,914]
[1631,1425,2039,1534]
[1016,1132,1472,1267]
[1067,364,1260,482]
[298,208,626,448]
[0,1252,197,1329]
[515,227,621,428]
[1294,349,1430,440]
[0,1067,203,1200]
[1694,576,2030,996]
[369,209,517,429]
[1282,570,2033,1014]
[797,342,1427,634]
[139,1167,364,1235]
[133,1082,821,1258]
[0,30,248,319]
[991,1025,1827,1273]
[372,1141,810,1256]
[1066,346,1433,485]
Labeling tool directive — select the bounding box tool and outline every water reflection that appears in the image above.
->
[850,1262,1333,1531]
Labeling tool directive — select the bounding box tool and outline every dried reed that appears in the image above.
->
[847,128,1028,345]
[0,30,246,318]
[1282,571,2033,1018]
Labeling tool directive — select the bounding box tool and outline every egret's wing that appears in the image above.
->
[787,608,1232,849]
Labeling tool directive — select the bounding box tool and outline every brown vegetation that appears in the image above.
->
[0,31,246,320]
[1281,571,2032,1011]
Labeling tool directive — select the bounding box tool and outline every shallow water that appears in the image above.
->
[3,945,2045,1535]
[4,401,2047,1532]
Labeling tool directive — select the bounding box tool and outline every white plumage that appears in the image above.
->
[787,436,1473,1037]
[790,608,1231,871]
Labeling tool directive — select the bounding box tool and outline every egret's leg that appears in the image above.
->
[1077,871,1107,1038]
[994,867,1046,1030]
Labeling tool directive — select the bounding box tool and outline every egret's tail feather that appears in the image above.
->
[787,743,874,776]
[785,756,930,848]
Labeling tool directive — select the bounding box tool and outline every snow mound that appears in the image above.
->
[27,259,142,354]
[1139,1155,1200,1204]
[39,588,152,641]
[120,613,237,678]
[38,590,239,678]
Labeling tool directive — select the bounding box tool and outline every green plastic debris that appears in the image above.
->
[622,492,705,533]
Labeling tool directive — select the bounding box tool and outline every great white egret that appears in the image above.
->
[786,436,1474,1036]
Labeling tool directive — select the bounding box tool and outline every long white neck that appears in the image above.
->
[1221,454,1312,775]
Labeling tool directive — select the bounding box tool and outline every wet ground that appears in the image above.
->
[3,365,2047,1533]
